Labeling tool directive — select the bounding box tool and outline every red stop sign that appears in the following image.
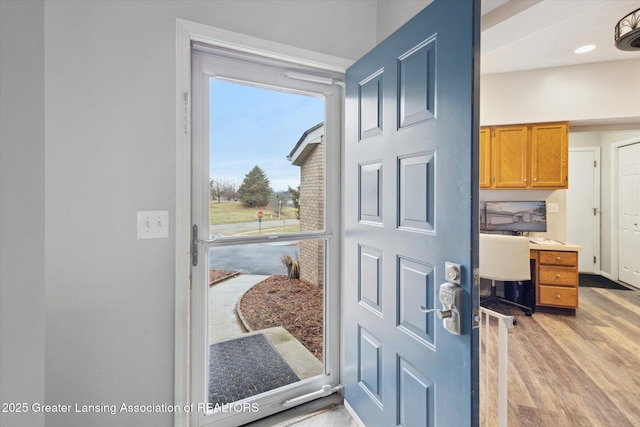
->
[258,211,263,219]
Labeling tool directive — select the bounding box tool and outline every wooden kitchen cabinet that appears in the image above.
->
[480,122,568,190]
[479,127,491,188]
[531,123,568,188]
[492,125,529,188]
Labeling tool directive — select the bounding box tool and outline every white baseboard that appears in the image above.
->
[343,399,366,427]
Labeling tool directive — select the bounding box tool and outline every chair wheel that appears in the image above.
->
[526,311,532,317]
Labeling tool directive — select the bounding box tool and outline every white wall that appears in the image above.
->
[480,59,640,126]
[37,1,376,427]
[0,1,46,427]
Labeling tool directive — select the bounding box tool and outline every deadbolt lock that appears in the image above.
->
[445,262,462,284]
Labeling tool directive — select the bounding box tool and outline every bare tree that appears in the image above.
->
[210,178,236,203]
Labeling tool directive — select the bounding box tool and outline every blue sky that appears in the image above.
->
[209,79,324,192]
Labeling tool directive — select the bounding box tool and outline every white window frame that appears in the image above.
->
[175,19,350,427]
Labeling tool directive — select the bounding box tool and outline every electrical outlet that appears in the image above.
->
[547,203,559,214]
[137,210,169,239]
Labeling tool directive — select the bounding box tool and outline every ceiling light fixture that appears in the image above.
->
[574,44,596,54]
[615,7,640,51]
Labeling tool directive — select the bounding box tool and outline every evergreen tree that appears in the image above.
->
[238,166,273,207]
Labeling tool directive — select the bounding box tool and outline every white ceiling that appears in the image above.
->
[481,0,640,74]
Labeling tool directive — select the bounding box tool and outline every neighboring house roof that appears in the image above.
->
[287,122,324,166]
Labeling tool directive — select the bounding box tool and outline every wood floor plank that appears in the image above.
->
[481,286,640,426]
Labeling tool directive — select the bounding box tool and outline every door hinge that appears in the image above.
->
[192,224,198,267]
[594,256,597,264]
[594,160,597,167]
[183,91,190,134]
[593,207,597,215]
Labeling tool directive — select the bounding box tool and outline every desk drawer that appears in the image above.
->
[539,251,577,266]
[539,266,577,286]
[538,285,578,308]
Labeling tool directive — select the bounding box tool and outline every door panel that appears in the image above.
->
[479,128,491,188]
[344,0,480,425]
[567,148,599,273]
[493,125,529,188]
[531,123,568,188]
[619,142,640,288]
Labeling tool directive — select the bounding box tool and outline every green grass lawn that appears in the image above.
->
[209,200,298,225]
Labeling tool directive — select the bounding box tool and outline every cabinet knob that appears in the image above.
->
[555,274,561,279]
[524,178,527,182]
[534,178,538,182]
[556,257,561,261]
[556,295,561,299]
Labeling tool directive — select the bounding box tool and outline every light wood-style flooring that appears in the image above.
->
[482,285,640,426]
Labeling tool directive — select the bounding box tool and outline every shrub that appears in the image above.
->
[280,253,300,279]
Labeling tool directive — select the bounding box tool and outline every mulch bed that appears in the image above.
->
[239,275,323,361]
[209,269,239,285]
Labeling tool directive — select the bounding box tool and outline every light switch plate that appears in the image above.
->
[137,210,169,239]
[547,203,559,214]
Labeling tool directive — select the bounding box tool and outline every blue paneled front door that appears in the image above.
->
[344,0,480,425]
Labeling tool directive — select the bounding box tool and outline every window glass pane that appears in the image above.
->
[209,79,325,238]
[207,239,326,410]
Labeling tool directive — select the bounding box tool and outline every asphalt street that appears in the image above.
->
[209,242,299,275]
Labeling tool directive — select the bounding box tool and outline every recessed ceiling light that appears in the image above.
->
[574,44,596,54]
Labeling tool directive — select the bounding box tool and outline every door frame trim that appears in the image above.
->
[568,146,601,274]
[610,138,640,283]
[175,19,350,427]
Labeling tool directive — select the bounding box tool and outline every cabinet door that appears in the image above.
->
[479,127,491,188]
[492,125,529,188]
[531,122,568,188]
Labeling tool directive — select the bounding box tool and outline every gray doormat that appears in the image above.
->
[208,333,300,406]
[579,274,631,290]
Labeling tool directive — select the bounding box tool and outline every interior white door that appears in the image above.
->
[618,142,640,288]
[344,0,480,425]
[567,148,600,273]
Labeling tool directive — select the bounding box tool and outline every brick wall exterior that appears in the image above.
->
[299,138,324,287]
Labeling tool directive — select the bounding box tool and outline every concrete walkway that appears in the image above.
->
[208,274,269,344]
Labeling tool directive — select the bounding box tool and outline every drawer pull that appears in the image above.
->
[555,274,561,279]
[556,295,561,299]
[556,256,561,261]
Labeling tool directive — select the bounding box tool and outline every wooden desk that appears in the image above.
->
[529,241,582,310]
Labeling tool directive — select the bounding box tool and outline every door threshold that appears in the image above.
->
[242,394,347,426]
